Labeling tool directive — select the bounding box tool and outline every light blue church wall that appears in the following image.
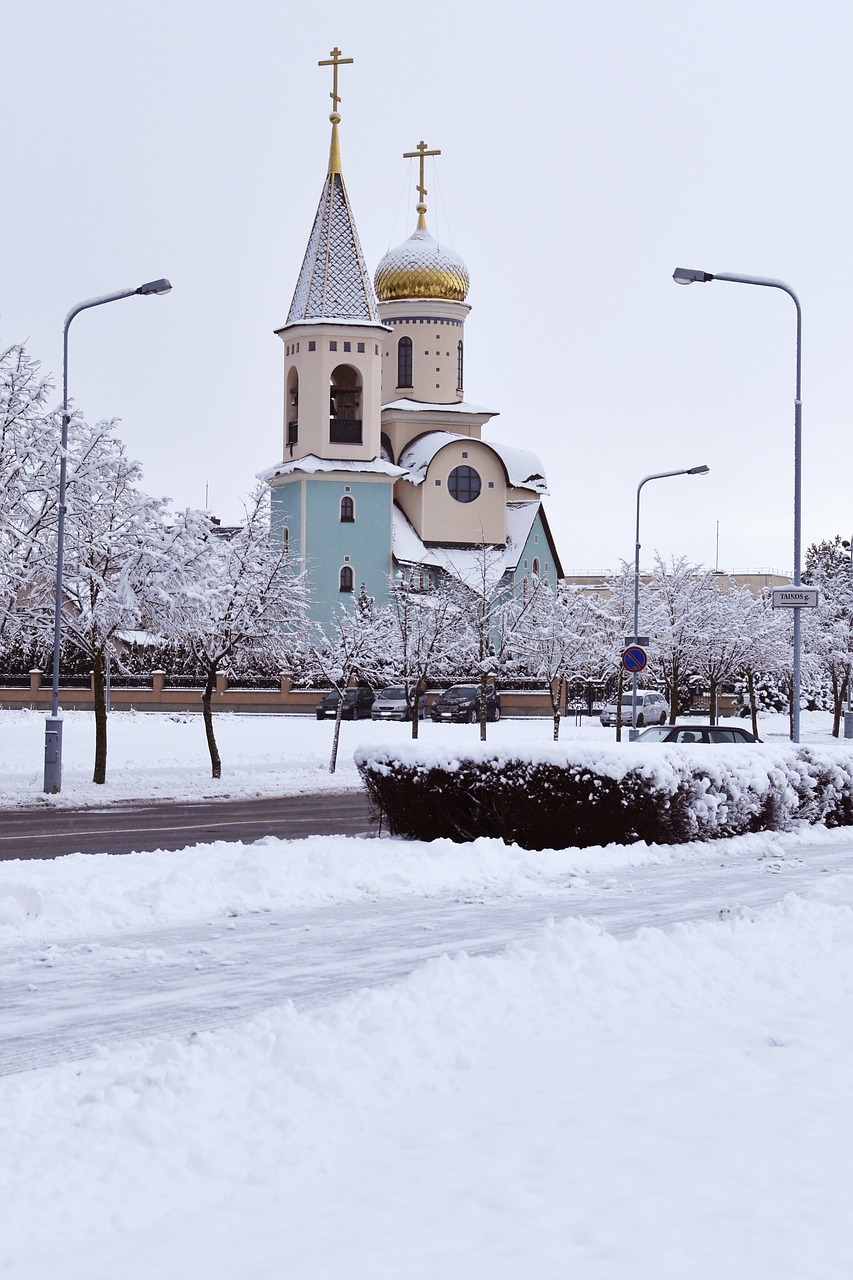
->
[508,510,560,593]
[271,476,395,626]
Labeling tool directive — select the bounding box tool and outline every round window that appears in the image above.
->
[447,465,481,503]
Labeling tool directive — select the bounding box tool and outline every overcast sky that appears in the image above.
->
[3,0,852,577]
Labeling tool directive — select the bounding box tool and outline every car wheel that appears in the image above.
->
[636,713,645,728]
[659,713,666,725]
[468,708,478,723]
[493,706,501,722]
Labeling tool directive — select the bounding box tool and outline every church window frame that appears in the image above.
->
[397,336,413,388]
[447,464,481,504]
[340,495,355,523]
[457,340,464,392]
[339,565,354,593]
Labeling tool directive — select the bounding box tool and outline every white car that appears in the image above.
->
[599,690,669,727]
[371,685,425,721]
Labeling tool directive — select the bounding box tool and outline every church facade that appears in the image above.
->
[260,51,562,626]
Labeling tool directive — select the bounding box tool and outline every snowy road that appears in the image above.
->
[4,832,851,1076]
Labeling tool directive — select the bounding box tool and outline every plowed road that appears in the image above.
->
[0,792,376,859]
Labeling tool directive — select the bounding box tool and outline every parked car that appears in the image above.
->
[315,687,375,720]
[600,690,669,727]
[634,723,761,744]
[429,683,501,723]
[371,685,426,721]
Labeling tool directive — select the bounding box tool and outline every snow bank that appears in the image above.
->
[3,891,853,1278]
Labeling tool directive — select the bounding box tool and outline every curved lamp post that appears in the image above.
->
[673,266,802,742]
[630,465,710,740]
[44,278,172,794]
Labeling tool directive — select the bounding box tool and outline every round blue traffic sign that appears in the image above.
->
[621,645,648,673]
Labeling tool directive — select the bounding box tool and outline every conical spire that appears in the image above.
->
[286,48,380,326]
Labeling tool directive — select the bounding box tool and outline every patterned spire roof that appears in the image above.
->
[286,170,380,325]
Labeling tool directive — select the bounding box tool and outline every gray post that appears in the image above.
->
[42,279,171,793]
[630,466,710,741]
[673,268,803,742]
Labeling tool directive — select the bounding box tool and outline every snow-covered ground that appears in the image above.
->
[2,709,853,1278]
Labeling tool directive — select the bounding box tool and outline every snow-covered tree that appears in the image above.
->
[513,582,603,740]
[645,556,713,721]
[0,344,61,653]
[168,487,309,778]
[441,546,548,740]
[803,537,853,734]
[310,586,396,772]
[385,574,461,739]
[29,420,187,784]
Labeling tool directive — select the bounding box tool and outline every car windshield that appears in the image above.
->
[635,726,671,741]
[445,686,477,698]
[380,687,406,700]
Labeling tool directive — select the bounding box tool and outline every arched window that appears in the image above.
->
[397,337,413,388]
[282,525,289,550]
[286,369,299,449]
[329,366,363,444]
[339,565,354,593]
[532,557,541,578]
[456,340,464,393]
[340,495,354,523]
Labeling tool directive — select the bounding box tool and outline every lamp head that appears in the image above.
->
[687,464,710,475]
[136,278,172,296]
[672,267,714,286]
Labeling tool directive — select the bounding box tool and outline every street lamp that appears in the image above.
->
[843,535,853,740]
[44,278,173,794]
[673,266,803,741]
[629,465,710,741]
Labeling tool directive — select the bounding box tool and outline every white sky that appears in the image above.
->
[2,0,852,576]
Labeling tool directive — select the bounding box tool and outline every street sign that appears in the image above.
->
[624,636,650,648]
[621,644,648,673]
[771,587,819,609]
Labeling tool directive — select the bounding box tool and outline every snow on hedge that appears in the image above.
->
[356,740,853,847]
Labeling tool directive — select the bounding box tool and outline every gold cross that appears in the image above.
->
[318,46,353,112]
[403,139,442,204]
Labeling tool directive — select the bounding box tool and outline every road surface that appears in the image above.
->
[0,792,376,859]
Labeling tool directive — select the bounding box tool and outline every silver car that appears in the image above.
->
[371,685,425,721]
[600,690,669,727]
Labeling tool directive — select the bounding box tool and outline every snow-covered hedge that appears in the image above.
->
[355,741,853,849]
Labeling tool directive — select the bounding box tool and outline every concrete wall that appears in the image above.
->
[0,670,558,716]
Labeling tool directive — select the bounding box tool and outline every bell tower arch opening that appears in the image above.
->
[329,364,363,444]
[286,367,299,452]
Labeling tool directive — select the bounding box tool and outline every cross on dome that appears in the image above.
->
[318,46,353,115]
[403,139,442,229]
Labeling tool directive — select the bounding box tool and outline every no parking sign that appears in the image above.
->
[621,645,648,673]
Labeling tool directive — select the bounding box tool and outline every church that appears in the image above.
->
[260,49,562,626]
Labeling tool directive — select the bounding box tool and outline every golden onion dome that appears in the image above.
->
[374,226,470,303]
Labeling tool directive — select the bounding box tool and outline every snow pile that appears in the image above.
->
[2,889,853,1277]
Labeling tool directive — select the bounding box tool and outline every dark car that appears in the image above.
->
[429,683,501,724]
[634,723,761,744]
[315,687,375,721]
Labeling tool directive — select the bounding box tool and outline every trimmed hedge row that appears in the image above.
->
[355,743,853,849]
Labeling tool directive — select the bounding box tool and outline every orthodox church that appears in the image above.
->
[260,49,562,625]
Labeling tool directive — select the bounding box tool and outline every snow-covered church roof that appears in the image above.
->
[392,501,542,589]
[396,432,549,494]
[284,117,383,328]
[258,454,406,483]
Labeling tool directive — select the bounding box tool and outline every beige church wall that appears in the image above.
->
[277,322,388,461]
[419,440,506,544]
[378,298,470,405]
